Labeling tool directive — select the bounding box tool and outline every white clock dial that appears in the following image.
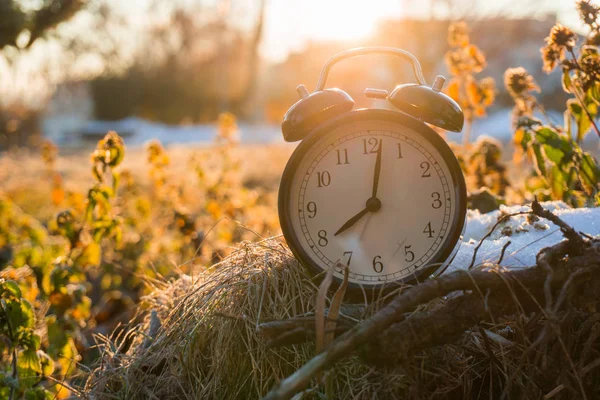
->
[285,119,462,286]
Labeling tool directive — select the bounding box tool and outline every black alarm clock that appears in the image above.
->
[278,47,467,292]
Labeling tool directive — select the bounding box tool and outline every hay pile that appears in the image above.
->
[85,236,600,399]
[85,240,401,399]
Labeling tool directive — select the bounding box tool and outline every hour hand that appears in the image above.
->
[334,207,369,236]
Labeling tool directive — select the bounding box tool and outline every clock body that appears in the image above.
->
[278,108,467,291]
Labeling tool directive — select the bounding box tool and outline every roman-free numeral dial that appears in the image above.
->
[281,114,465,289]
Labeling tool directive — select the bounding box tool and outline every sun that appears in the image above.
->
[262,0,403,61]
[307,0,401,42]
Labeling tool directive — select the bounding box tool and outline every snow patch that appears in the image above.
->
[448,202,600,272]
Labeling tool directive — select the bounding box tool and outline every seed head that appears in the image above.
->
[448,21,470,48]
[504,67,540,97]
[577,0,600,27]
[580,54,600,89]
[587,31,600,46]
[541,44,563,73]
[546,24,577,51]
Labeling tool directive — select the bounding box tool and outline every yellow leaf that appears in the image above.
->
[54,383,71,399]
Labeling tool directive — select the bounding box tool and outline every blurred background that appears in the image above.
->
[0,0,590,151]
[3,4,600,398]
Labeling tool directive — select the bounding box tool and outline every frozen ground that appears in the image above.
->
[47,109,592,148]
[448,201,600,272]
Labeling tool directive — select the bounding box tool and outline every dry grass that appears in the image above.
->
[83,240,600,399]
[84,238,410,399]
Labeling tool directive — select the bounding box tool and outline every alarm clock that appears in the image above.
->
[278,47,467,292]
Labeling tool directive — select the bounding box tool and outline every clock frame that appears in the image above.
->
[278,108,467,292]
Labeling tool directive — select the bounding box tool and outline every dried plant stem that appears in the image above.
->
[468,211,530,269]
[531,198,585,251]
[463,118,473,146]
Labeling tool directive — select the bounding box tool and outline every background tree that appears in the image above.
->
[0,0,84,50]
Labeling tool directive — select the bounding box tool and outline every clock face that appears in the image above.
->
[279,110,466,289]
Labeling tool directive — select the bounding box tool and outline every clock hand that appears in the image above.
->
[334,197,382,237]
[390,238,407,260]
[334,207,369,236]
[335,144,385,238]
[371,139,383,199]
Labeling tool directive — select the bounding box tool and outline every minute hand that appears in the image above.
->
[371,139,383,198]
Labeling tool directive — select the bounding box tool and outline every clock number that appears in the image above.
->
[404,245,415,262]
[423,222,435,238]
[306,202,317,218]
[342,251,353,267]
[397,142,403,159]
[431,192,442,209]
[421,161,431,177]
[318,230,328,247]
[372,256,384,273]
[362,137,379,154]
[336,148,349,165]
[317,171,331,187]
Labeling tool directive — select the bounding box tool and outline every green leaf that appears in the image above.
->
[92,165,102,182]
[45,315,68,356]
[1,280,22,299]
[550,165,566,200]
[3,298,35,333]
[112,171,120,194]
[562,70,572,93]
[24,386,49,400]
[18,348,42,374]
[531,144,547,178]
[535,127,571,152]
[580,152,600,189]
[587,82,600,105]
[38,350,55,376]
[568,100,592,143]
[543,144,564,165]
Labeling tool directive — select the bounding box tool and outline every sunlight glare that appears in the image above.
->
[263,0,404,61]
[306,0,400,41]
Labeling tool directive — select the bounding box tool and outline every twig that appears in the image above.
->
[531,198,585,252]
[536,244,556,315]
[468,212,530,269]
[477,326,503,370]
[497,240,512,264]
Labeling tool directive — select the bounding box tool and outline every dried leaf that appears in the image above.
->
[325,263,349,346]
[315,264,335,354]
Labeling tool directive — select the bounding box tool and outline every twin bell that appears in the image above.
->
[281,47,464,142]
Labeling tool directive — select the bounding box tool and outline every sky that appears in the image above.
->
[0,0,589,108]
[259,0,583,62]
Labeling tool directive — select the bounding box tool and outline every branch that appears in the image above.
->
[263,202,590,400]
[531,198,585,253]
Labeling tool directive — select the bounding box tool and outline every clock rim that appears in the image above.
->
[278,108,467,293]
